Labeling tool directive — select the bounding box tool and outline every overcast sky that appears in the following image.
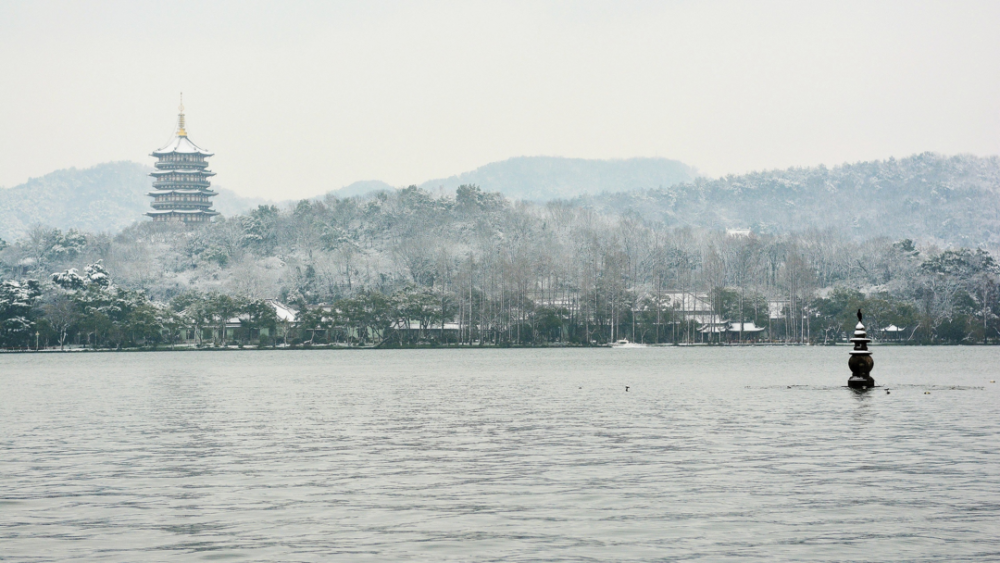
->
[1,0,998,199]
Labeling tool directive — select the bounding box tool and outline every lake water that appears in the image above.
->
[1,347,998,562]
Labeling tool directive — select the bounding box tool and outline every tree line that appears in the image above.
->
[1,184,998,349]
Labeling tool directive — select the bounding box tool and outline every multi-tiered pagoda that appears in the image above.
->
[147,96,219,223]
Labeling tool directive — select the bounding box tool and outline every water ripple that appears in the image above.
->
[1,346,998,561]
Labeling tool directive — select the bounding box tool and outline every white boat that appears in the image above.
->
[611,338,646,348]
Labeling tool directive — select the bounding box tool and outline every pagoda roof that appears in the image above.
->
[148,189,217,196]
[146,209,220,216]
[150,168,215,176]
[152,134,213,157]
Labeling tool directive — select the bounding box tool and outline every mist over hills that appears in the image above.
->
[0,162,268,240]
[581,153,1000,245]
[413,156,697,200]
[2,153,998,246]
[0,157,696,240]
[332,180,396,198]
[0,162,149,241]
[325,157,697,200]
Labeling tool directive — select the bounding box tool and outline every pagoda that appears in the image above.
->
[147,95,219,223]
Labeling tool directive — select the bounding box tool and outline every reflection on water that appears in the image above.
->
[1,347,999,562]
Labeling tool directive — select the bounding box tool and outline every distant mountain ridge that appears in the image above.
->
[0,162,269,240]
[4,153,998,246]
[331,180,397,198]
[0,162,150,240]
[2,156,698,240]
[414,156,697,200]
[583,153,1000,245]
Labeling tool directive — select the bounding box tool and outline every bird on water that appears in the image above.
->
[625,386,630,392]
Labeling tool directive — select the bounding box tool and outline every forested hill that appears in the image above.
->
[0,162,267,240]
[0,162,149,240]
[1,157,696,239]
[415,156,697,200]
[4,178,999,349]
[4,153,999,245]
[580,153,1000,245]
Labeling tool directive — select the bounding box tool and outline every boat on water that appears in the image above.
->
[611,338,646,348]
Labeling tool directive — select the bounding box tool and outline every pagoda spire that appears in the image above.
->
[177,93,187,137]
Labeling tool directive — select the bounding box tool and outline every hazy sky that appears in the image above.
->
[1,0,998,199]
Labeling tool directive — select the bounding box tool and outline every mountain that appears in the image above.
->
[214,189,272,217]
[582,153,1000,245]
[0,162,268,241]
[6,153,998,246]
[416,156,697,200]
[0,162,149,240]
[328,180,397,198]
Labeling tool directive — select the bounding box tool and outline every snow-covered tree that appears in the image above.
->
[51,268,87,291]
[0,280,42,348]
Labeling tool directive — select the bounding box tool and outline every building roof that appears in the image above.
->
[146,209,219,216]
[147,189,217,196]
[150,168,215,177]
[265,300,298,322]
[221,300,298,326]
[661,291,713,312]
[152,134,214,156]
[698,321,767,333]
[397,321,461,330]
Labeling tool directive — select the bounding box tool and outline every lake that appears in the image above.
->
[1,347,998,561]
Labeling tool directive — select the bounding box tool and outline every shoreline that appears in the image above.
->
[2,341,994,353]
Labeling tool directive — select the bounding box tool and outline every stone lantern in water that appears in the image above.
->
[848,309,875,389]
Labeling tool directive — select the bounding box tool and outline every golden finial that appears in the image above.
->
[177,92,187,137]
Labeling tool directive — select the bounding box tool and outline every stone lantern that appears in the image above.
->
[848,309,875,389]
